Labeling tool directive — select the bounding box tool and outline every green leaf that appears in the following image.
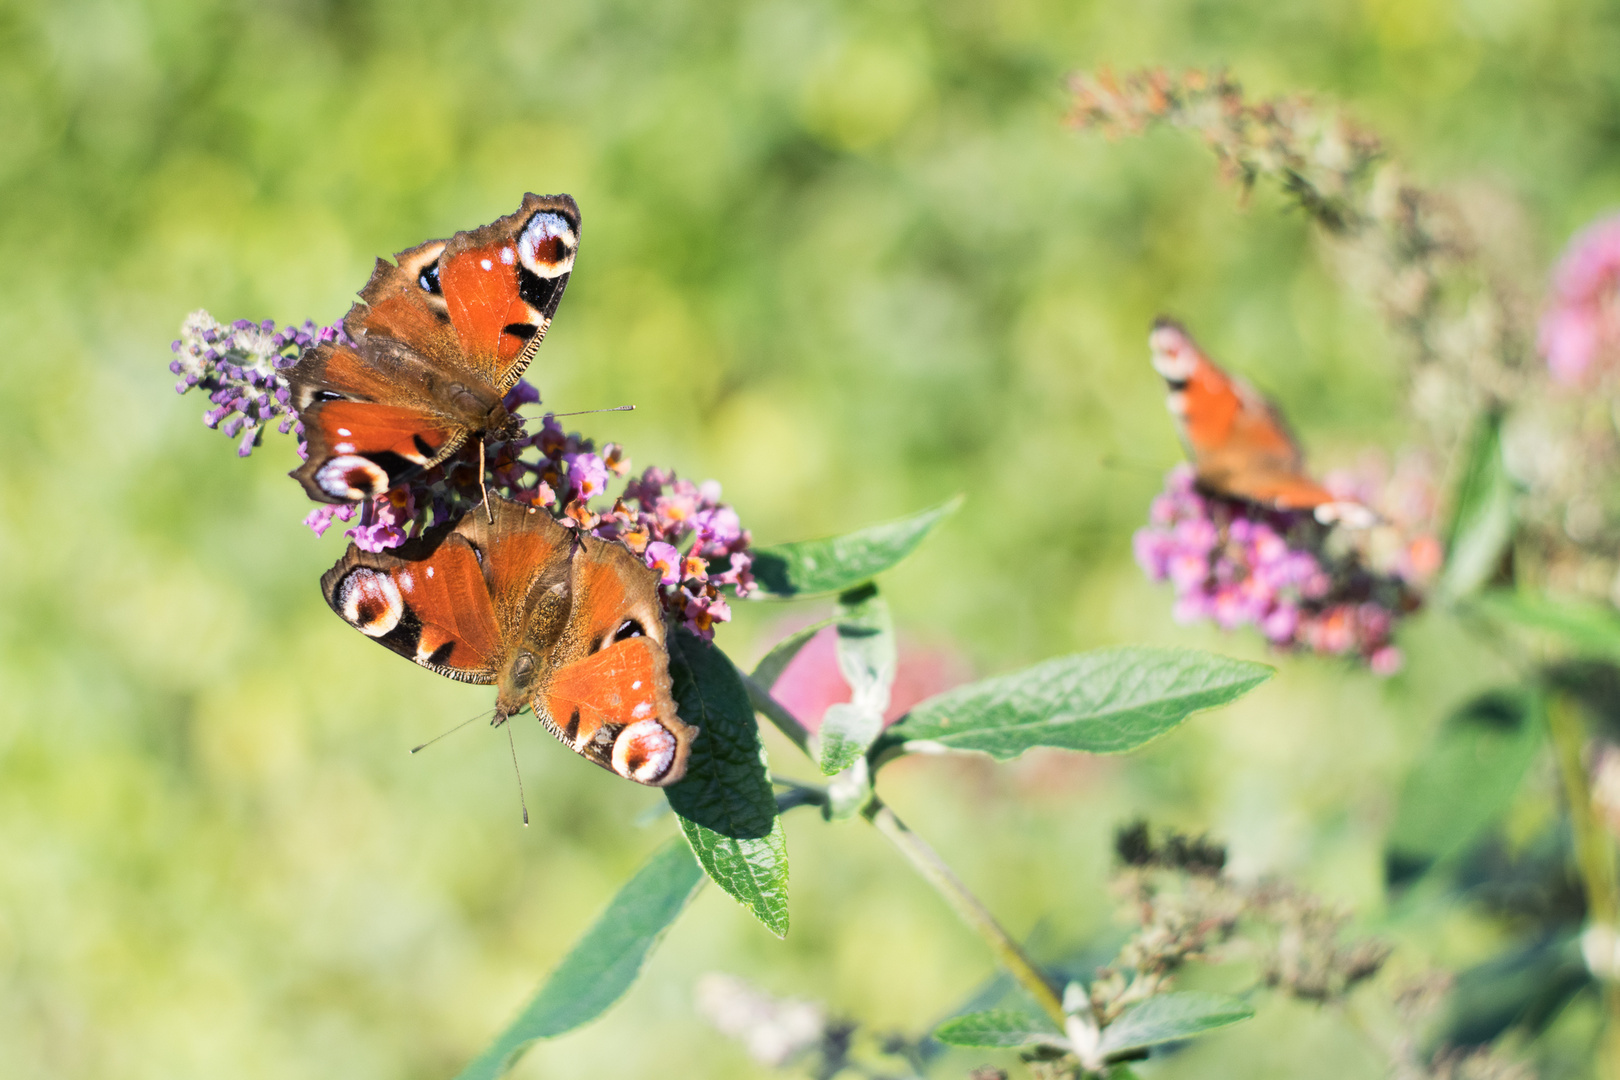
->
[880,648,1271,761]
[932,1009,1065,1049]
[1439,411,1515,602]
[453,840,704,1080]
[1098,992,1254,1056]
[749,497,960,598]
[1386,688,1542,883]
[663,628,790,937]
[818,585,897,776]
[750,615,840,690]
[1474,591,1620,660]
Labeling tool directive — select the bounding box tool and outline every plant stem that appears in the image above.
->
[742,671,813,757]
[1545,688,1620,1077]
[745,675,1068,1029]
[863,795,1069,1029]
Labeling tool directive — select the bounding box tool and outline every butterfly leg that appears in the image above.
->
[479,439,493,524]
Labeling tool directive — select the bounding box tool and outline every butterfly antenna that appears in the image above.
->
[506,720,530,826]
[410,709,493,754]
[523,404,635,422]
[479,439,493,523]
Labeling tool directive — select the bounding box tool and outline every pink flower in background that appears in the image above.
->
[769,627,972,732]
[1134,464,1424,673]
[1540,213,1620,384]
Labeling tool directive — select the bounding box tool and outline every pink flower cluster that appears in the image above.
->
[501,413,756,639]
[170,310,341,456]
[1540,213,1620,384]
[1134,466,1420,674]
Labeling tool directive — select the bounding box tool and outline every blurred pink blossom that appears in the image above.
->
[768,627,972,733]
[1540,213,1620,384]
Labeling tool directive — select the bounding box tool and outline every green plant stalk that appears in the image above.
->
[743,671,1068,1030]
[742,672,813,756]
[1545,689,1620,1076]
[863,797,1069,1030]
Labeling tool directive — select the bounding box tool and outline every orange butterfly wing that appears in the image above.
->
[287,195,580,505]
[321,527,506,681]
[531,532,696,787]
[1149,318,1355,517]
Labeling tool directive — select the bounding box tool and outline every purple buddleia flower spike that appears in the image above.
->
[171,310,345,457]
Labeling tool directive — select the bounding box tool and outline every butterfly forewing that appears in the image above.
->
[322,528,506,682]
[349,240,460,365]
[436,193,579,389]
[1150,318,1348,515]
[288,339,487,503]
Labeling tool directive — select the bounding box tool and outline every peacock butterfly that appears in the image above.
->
[288,193,580,504]
[321,494,699,786]
[1148,318,1372,525]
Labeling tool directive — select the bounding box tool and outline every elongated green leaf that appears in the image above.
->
[1439,411,1515,602]
[749,498,960,598]
[819,585,896,776]
[454,840,705,1080]
[1475,591,1620,660]
[751,616,840,690]
[933,1009,1064,1049]
[1098,992,1254,1055]
[664,628,790,937]
[1386,689,1542,884]
[880,648,1271,761]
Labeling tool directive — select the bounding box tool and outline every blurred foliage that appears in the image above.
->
[6,0,1620,1077]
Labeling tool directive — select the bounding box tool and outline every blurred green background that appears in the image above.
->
[4,0,1619,1076]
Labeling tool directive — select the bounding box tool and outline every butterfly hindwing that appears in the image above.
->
[288,339,491,503]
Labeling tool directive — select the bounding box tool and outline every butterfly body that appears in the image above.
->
[322,495,698,786]
[1149,318,1371,525]
[290,194,580,503]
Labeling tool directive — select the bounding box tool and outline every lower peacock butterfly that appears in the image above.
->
[322,494,699,786]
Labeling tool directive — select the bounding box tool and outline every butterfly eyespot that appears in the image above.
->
[517,211,578,278]
[336,568,404,637]
[612,619,645,644]
[313,390,345,403]
[314,455,390,500]
[611,720,679,784]
[418,261,442,294]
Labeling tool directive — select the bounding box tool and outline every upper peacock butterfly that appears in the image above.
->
[1148,318,1373,526]
[288,193,580,504]
[322,494,699,786]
